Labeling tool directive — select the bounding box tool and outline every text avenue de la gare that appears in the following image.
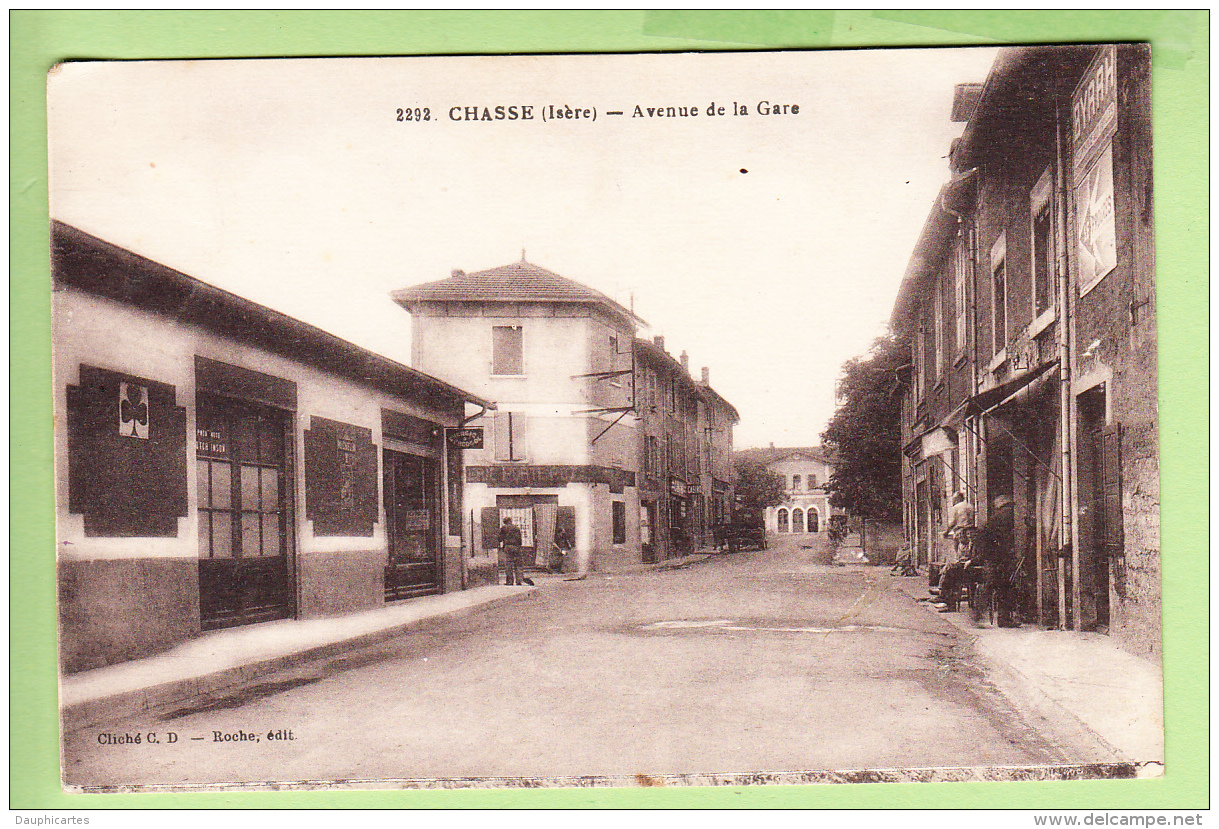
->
[396,101,800,122]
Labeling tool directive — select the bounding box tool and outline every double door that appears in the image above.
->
[196,397,292,630]
[383,449,441,601]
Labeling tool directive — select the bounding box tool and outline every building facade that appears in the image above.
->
[634,338,739,560]
[734,446,843,535]
[891,45,1159,656]
[53,222,490,672]
[394,259,737,572]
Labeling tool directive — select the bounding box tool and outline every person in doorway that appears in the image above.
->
[943,491,976,558]
[934,491,977,611]
[972,495,1019,628]
[498,516,524,586]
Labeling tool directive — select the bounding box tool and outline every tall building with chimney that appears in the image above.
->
[393,258,737,575]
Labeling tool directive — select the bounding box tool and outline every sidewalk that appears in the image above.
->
[890,573,1164,771]
[61,552,715,733]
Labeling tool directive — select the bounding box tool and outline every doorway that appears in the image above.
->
[383,449,441,601]
[1079,387,1117,630]
[196,396,293,630]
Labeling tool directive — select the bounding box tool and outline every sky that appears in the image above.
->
[48,48,999,449]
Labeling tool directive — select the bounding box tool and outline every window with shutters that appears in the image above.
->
[491,325,524,376]
[953,237,968,359]
[612,500,626,544]
[493,411,527,461]
[991,232,1008,358]
[1031,168,1055,320]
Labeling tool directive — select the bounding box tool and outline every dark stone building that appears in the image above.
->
[891,45,1159,656]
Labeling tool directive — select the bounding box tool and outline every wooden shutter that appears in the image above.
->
[1101,424,1123,555]
[67,365,188,537]
[304,416,377,536]
[481,507,501,550]
[555,506,577,549]
[357,437,380,527]
[493,412,511,461]
[510,413,528,461]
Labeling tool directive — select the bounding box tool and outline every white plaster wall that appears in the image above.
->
[54,289,461,562]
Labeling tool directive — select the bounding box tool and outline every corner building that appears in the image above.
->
[53,222,490,672]
[393,259,737,572]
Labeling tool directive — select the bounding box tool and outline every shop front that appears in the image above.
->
[53,222,488,671]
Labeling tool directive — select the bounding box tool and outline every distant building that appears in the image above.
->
[393,258,737,572]
[890,45,1158,655]
[733,446,844,535]
[635,338,739,560]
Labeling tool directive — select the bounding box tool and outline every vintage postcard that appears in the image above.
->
[48,46,1163,793]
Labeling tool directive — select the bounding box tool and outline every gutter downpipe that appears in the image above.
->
[940,172,981,520]
[1055,107,1076,631]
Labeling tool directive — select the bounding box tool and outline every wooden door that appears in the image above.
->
[383,449,441,601]
[197,397,292,630]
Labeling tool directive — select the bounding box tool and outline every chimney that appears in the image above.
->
[701,366,710,385]
[653,335,665,351]
[680,350,689,373]
[951,83,983,123]
[451,269,465,278]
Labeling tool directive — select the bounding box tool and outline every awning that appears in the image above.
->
[940,359,1059,428]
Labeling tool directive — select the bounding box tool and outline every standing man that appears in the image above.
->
[973,494,1018,628]
[498,516,524,586]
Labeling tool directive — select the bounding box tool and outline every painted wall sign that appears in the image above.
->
[445,427,484,449]
[401,509,431,531]
[1071,44,1118,180]
[195,425,228,457]
[1076,143,1118,294]
[119,381,149,439]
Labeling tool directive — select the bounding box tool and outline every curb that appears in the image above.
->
[61,587,540,734]
[891,578,1130,764]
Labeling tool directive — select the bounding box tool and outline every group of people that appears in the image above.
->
[933,491,1020,628]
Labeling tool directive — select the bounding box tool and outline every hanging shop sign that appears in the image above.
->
[445,427,484,449]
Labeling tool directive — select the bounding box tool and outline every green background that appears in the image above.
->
[10,10,1208,810]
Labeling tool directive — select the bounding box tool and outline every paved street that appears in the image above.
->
[64,535,1080,788]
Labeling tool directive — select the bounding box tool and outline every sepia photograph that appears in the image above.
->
[19,14,1199,808]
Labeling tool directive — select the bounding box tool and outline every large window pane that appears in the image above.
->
[198,512,211,558]
[210,462,231,509]
[261,514,281,556]
[241,464,261,510]
[197,462,210,509]
[241,513,261,556]
[261,467,279,510]
[211,513,233,558]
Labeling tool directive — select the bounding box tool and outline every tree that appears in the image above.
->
[820,332,910,522]
[732,458,787,515]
